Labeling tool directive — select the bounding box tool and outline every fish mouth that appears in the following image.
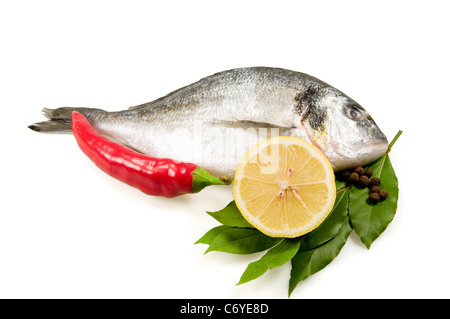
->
[357,138,388,161]
[332,138,388,169]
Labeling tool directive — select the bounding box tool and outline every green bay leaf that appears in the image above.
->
[335,179,347,191]
[300,187,349,251]
[349,154,399,249]
[206,228,281,255]
[195,225,234,245]
[289,215,352,296]
[237,237,301,285]
[206,201,254,228]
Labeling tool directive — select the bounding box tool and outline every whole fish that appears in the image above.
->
[29,67,388,177]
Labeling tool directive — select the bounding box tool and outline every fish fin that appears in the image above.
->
[299,105,310,122]
[100,133,146,154]
[28,121,73,133]
[28,107,104,133]
[212,119,293,131]
[127,102,151,111]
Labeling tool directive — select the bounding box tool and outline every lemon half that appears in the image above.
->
[233,137,336,238]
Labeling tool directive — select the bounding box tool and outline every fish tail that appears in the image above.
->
[28,107,105,133]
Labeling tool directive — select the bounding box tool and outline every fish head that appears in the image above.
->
[296,86,388,171]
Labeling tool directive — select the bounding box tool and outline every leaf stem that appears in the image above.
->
[387,130,403,154]
[336,185,351,195]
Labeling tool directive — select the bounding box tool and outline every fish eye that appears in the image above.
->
[345,105,364,121]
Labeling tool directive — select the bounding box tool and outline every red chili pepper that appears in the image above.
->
[71,111,231,198]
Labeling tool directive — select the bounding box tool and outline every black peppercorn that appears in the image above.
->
[379,190,389,201]
[348,172,360,183]
[370,185,380,193]
[337,170,351,182]
[359,175,370,187]
[364,169,373,177]
[354,166,365,175]
[369,177,381,187]
[369,192,380,204]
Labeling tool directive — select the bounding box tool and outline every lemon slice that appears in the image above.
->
[233,137,336,238]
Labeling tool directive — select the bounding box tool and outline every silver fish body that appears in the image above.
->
[30,67,388,177]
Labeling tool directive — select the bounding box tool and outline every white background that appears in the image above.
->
[1,0,449,299]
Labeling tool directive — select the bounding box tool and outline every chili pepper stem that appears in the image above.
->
[192,167,232,193]
[219,176,233,185]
